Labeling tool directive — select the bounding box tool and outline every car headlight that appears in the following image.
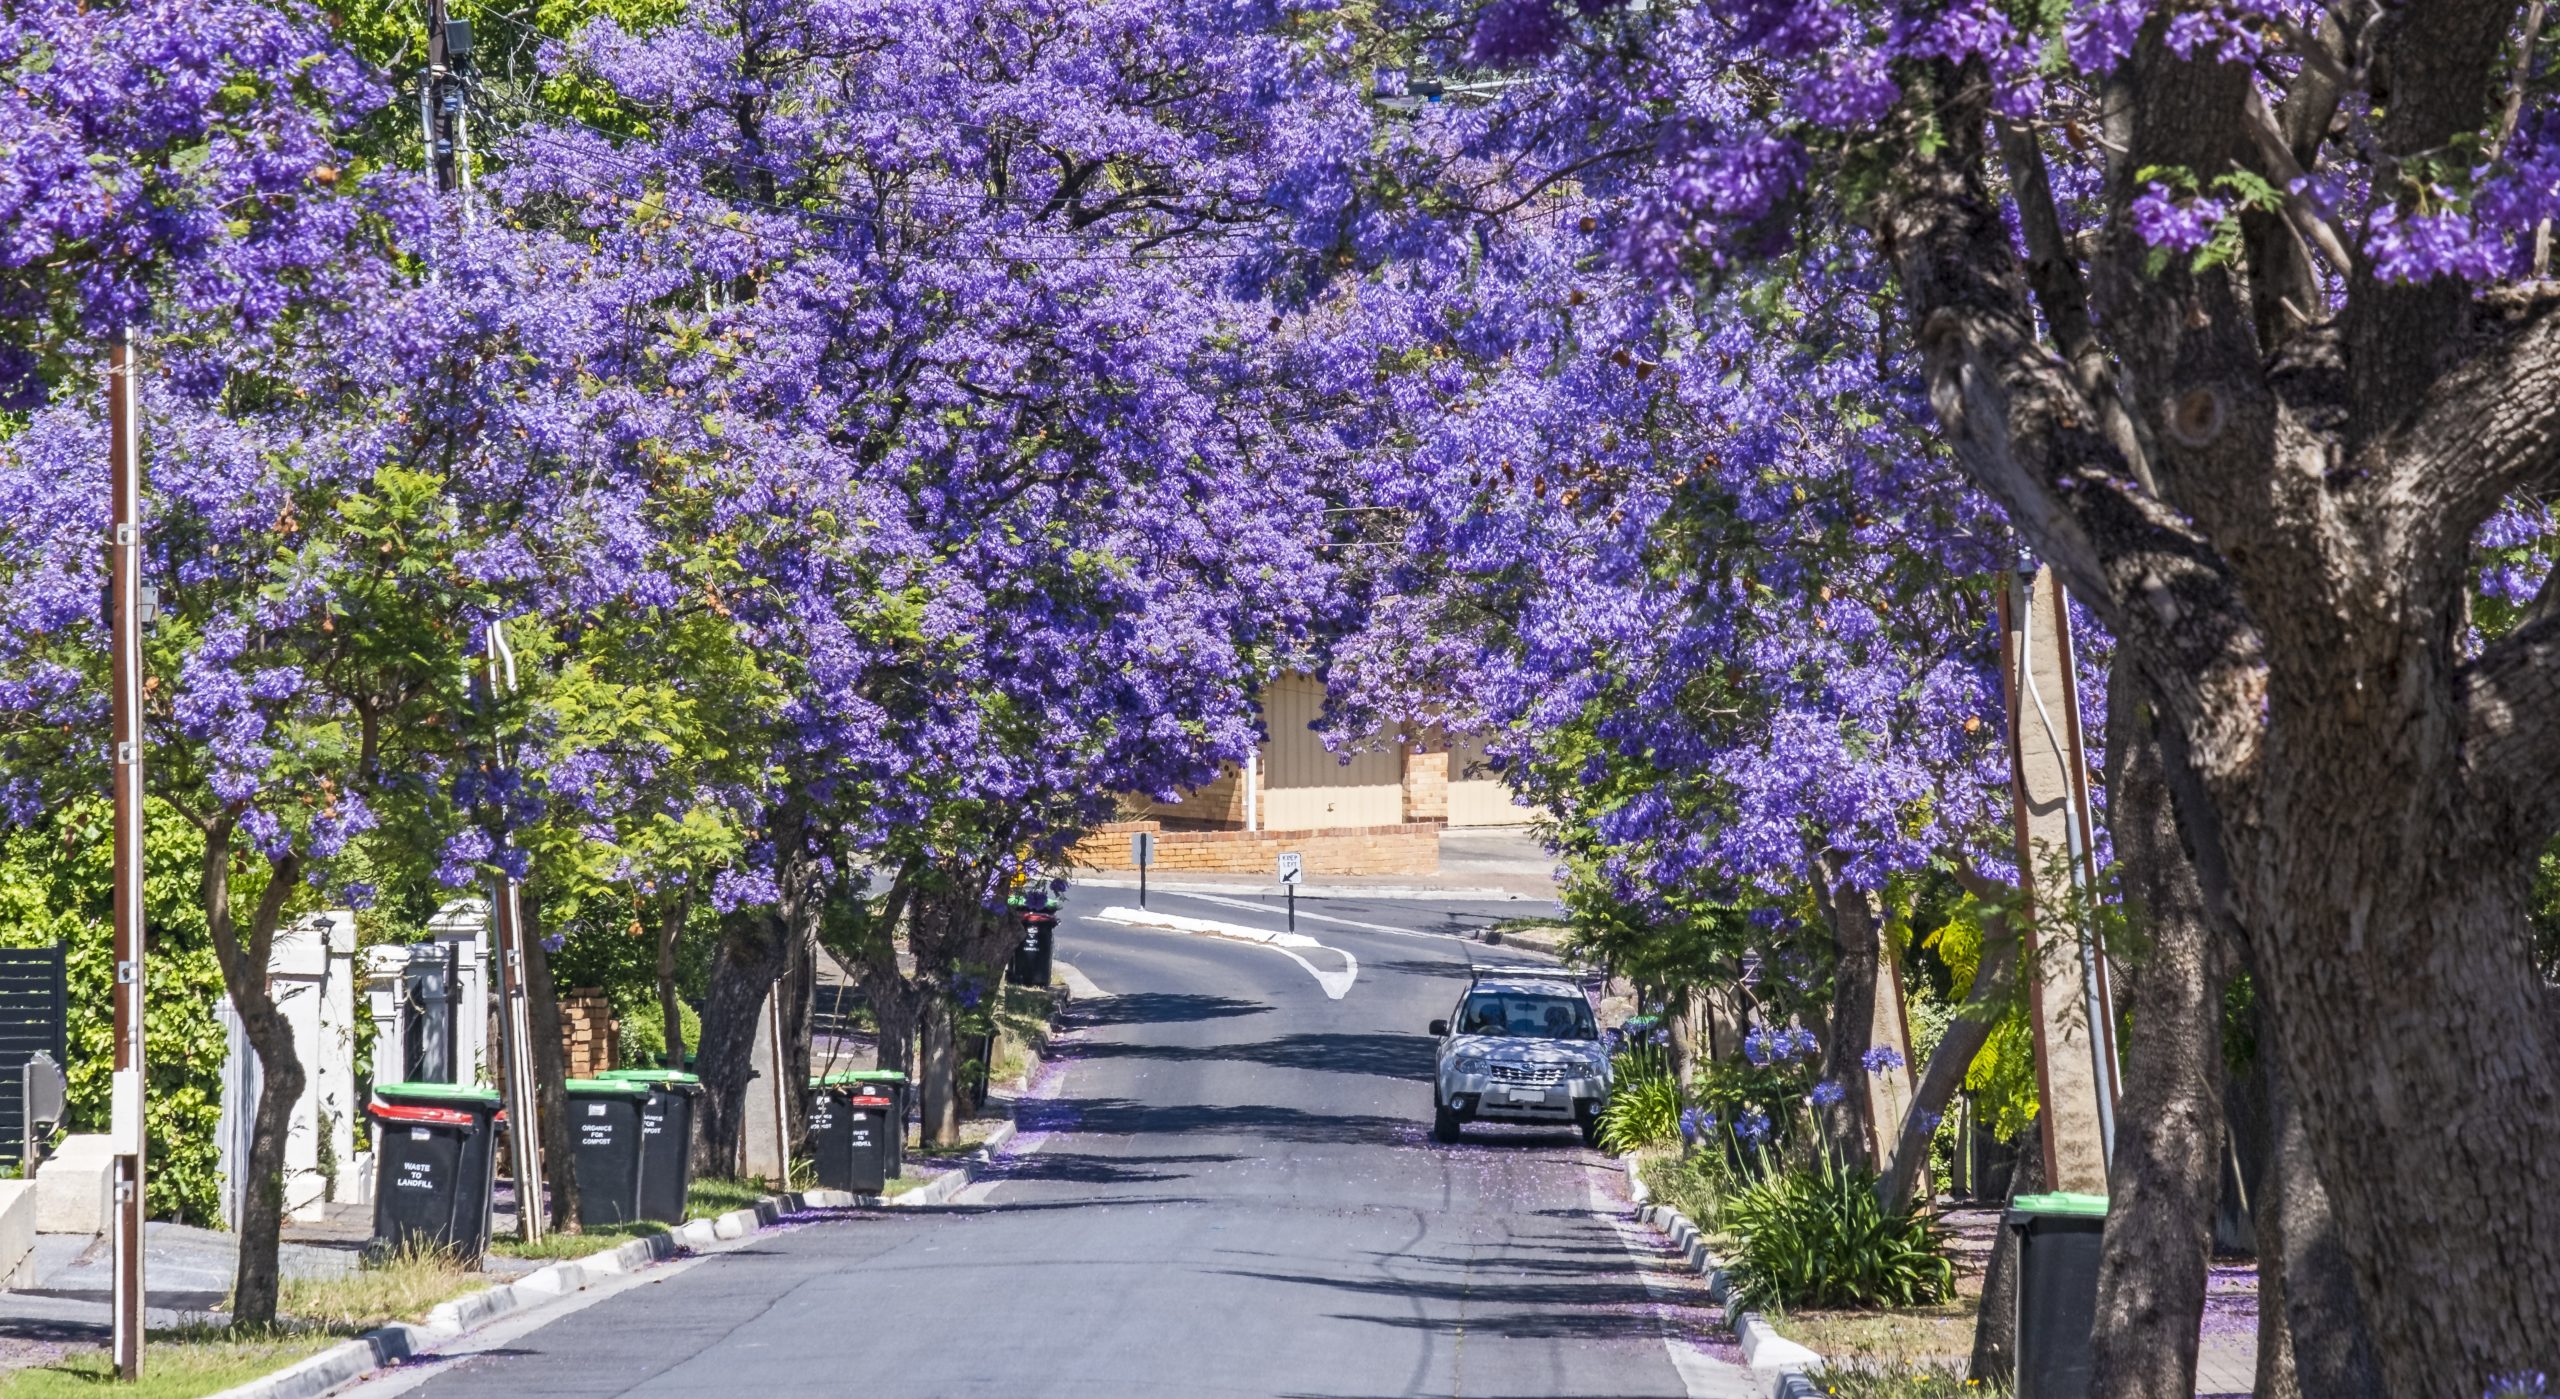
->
[1452,1053,1489,1075]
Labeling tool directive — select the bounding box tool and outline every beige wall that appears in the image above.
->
[1260,673,1402,830]
[1443,732,1527,827]
[1126,674,1537,832]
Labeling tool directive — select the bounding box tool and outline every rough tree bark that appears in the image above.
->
[694,810,825,1176]
[917,993,959,1147]
[1970,1116,2043,1386]
[2251,1043,2387,1399]
[1807,851,1885,1166]
[695,905,790,1177]
[2087,673,2225,1399]
[518,892,577,1230]
[657,887,691,1069]
[201,817,303,1327]
[1878,11,2560,1380]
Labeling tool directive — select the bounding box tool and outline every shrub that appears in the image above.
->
[1720,1152,1954,1312]
[1598,1046,1683,1153]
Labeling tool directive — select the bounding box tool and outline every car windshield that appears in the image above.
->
[1455,991,1597,1040]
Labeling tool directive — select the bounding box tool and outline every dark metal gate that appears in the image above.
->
[0,945,70,1165]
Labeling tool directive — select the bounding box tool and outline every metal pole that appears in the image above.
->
[427,0,459,195]
[106,329,147,1381]
[484,623,544,1241]
[767,980,792,1188]
[1286,883,1294,934]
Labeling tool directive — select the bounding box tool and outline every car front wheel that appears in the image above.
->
[1576,1103,1605,1149]
[1432,1099,1463,1144]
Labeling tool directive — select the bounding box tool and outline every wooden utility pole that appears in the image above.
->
[106,329,147,1379]
[484,623,545,1241]
[1998,565,2121,1195]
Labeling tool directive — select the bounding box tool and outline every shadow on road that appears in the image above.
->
[1066,991,1268,1030]
[1017,1095,1419,1145]
[977,1149,1246,1186]
[1070,1030,1436,1081]
[1221,1267,1666,1341]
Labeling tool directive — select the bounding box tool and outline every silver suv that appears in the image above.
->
[1428,968,1611,1146]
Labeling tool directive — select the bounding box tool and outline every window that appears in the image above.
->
[1454,992,1596,1040]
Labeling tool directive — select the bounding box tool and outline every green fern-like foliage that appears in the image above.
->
[1720,1152,1955,1312]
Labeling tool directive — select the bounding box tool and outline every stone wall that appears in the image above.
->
[1072,819,1441,877]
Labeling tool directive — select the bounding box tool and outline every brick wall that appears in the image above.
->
[1401,748,1449,824]
[1072,819,1441,877]
[559,988,619,1078]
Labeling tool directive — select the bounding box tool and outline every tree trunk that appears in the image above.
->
[200,825,303,1328]
[918,993,959,1149]
[658,888,691,1069]
[779,921,814,1162]
[694,907,788,1177]
[1878,889,2021,1212]
[519,892,578,1232]
[2088,672,2224,1399]
[1971,1115,2044,1387]
[1808,852,1884,1166]
[2254,1055,2386,1399]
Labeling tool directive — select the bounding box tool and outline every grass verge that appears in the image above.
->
[0,1331,340,1399]
[1780,1301,1979,1366]
[273,1246,487,1329]
[1797,1360,2000,1396]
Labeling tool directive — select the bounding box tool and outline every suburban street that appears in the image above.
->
[350,889,1727,1399]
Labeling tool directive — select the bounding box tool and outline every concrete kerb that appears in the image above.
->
[202,1186,873,1399]
[1619,1153,1826,1399]
[206,978,1073,1399]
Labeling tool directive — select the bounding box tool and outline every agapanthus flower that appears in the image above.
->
[1809,1078,1846,1107]
[2486,1374,2551,1399]
[1862,1046,1906,1074]
[1737,1108,1772,1144]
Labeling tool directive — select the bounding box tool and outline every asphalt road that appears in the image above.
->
[371,887,1721,1399]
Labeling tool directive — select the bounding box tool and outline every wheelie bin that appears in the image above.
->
[807,1076,893,1194]
[831,1070,908,1178]
[602,1069,703,1223]
[554,1078,652,1227]
[2007,1192,2108,1399]
[1010,909,1056,988]
[370,1082,502,1255]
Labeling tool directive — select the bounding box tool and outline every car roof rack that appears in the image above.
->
[1469,964,1574,982]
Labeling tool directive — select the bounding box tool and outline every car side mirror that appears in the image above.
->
[1429,1019,1449,1037]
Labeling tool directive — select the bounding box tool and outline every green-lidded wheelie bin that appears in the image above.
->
[2007,1191,2108,1399]
[555,1078,652,1227]
[832,1070,908,1178]
[368,1082,503,1255]
[808,1075,893,1194]
[602,1068,703,1223]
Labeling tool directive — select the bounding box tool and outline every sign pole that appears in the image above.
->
[1278,852,1302,933]
[107,328,147,1381]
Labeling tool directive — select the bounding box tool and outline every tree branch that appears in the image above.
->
[2367,296,2560,565]
[2462,608,2560,833]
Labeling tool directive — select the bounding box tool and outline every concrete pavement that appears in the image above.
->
[353,886,1739,1399]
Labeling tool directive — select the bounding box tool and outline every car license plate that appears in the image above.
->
[1509,1088,1548,1103]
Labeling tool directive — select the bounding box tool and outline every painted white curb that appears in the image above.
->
[1620,1153,1827,1399]
[1094,907,1358,998]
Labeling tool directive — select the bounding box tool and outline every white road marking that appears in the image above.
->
[1054,958,1111,1002]
[1092,906,1359,998]
[1160,889,1479,943]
